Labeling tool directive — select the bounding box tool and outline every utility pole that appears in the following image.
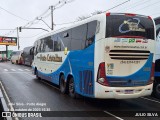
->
[17,27,20,50]
[6,45,8,61]
[51,6,54,30]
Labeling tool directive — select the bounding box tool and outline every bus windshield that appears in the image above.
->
[106,15,154,39]
[12,51,20,55]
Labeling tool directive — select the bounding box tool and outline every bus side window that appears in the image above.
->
[53,34,61,52]
[45,36,53,52]
[85,21,97,48]
[30,47,34,55]
[34,42,38,55]
[71,24,87,50]
[60,30,71,51]
[86,37,94,47]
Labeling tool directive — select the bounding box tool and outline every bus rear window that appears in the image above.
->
[106,15,154,39]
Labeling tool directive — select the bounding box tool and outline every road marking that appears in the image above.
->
[24,69,30,71]
[0,81,19,120]
[2,72,28,73]
[11,69,16,71]
[140,97,160,104]
[18,69,23,71]
[4,69,8,71]
[104,111,124,120]
[2,68,31,72]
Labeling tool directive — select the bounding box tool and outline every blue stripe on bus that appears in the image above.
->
[107,53,153,87]
[155,72,160,77]
[32,43,95,98]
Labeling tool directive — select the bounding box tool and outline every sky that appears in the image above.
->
[0,0,160,51]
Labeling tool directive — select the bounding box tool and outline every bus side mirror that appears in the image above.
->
[64,47,68,55]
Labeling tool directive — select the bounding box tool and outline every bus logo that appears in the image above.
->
[142,39,148,43]
[121,38,128,43]
[129,39,135,43]
[119,18,145,33]
[114,38,121,42]
[107,63,114,69]
[105,46,110,53]
[136,40,142,43]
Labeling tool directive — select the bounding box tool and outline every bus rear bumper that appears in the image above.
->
[95,84,153,99]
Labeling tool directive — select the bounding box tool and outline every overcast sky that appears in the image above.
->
[0,0,159,51]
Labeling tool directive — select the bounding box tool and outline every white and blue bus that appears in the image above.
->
[153,17,160,99]
[32,13,155,99]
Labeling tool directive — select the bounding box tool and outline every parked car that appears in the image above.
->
[10,51,23,64]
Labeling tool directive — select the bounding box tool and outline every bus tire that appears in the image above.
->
[36,70,41,80]
[60,75,67,94]
[154,81,160,99]
[69,77,76,98]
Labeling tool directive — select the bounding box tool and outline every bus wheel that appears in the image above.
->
[60,75,67,94]
[69,77,76,98]
[36,70,41,80]
[154,82,160,99]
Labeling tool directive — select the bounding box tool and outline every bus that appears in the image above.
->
[10,51,23,64]
[32,12,155,99]
[22,46,34,66]
[153,17,160,99]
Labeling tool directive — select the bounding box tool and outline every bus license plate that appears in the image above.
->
[125,90,133,94]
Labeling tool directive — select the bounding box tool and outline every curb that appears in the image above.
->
[0,89,12,120]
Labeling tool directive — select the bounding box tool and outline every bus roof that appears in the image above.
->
[36,12,153,41]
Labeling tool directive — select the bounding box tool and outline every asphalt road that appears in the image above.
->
[0,62,160,120]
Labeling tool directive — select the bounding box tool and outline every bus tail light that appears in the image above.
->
[147,63,155,85]
[97,62,109,86]
[125,13,136,16]
[148,16,152,20]
[106,12,110,16]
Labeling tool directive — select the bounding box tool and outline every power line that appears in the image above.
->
[0,29,15,30]
[119,0,150,12]
[19,31,48,38]
[54,0,130,26]
[0,5,29,21]
[150,12,160,17]
[132,0,160,12]
[38,8,50,18]
[4,0,75,36]
[41,12,51,19]
[55,21,76,25]
[23,0,75,29]
[3,7,50,36]
[104,0,130,12]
